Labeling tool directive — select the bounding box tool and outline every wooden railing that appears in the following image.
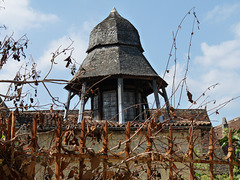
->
[0,111,239,179]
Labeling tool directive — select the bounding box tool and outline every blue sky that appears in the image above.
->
[1,0,240,126]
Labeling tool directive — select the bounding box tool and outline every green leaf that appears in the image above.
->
[233,134,240,141]
[236,128,240,134]
[1,135,5,139]
[219,136,228,146]
[221,142,228,148]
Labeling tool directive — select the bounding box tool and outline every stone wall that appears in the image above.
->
[34,127,225,179]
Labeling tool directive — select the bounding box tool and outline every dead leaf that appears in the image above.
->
[82,171,94,180]
[64,56,72,68]
[48,157,54,165]
[187,91,194,103]
[172,163,177,171]
[2,164,11,176]
[40,161,47,167]
[68,170,76,179]
[61,161,70,171]
[47,167,54,178]
[107,171,115,178]
[90,156,100,170]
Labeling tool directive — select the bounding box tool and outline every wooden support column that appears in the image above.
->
[188,126,194,180]
[98,89,102,121]
[64,91,72,121]
[55,116,62,180]
[102,121,108,180]
[6,112,12,141]
[125,122,131,167]
[161,87,170,116]
[168,125,173,180]
[118,78,124,124]
[11,111,16,139]
[209,128,214,180]
[152,80,160,109]
[79,118,86,179]
[228,129,234,180]
[153,80,164,122]
[146,121,152,180]
[31,114,37,179]
[143,96,150,119]
[78,82,86,123]
[135,87,139,120]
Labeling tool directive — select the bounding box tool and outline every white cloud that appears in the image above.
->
[205,3,240,22]
[231,22,240,38]
[37,28,89,79]
[0,0,58,31]
[195,39,240,69]
[190,22,240,123]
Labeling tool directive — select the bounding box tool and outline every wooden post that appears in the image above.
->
[228,129,234,180]
[11,111,16,139]
[188,126,194,180]
[209,128,214,180]
[125,122,131,157]
[103,121,108,180]
[161,87,170,116]
[31,114,37,179]
[118,78,124,124]
[98,89,102,121]
[146,121,152,180]
[7,112,12,140]
[125,122,131,169]
[152,80,160,109]
[55,116,62,180]
[78,82,86,123]
[168,125,173,180]
[79,118,86,179]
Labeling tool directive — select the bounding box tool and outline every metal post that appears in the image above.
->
[78,82,86,123]
[118,78,124,124]
[64,91,72,121]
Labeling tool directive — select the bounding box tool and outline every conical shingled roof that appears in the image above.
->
[87,8,144,53]
[67,8,167,89]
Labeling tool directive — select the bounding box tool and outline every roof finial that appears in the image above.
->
[111,7,117,13]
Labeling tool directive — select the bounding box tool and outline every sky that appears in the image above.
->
[0,0,240,126]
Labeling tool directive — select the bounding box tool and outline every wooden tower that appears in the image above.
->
[64,8,169,123]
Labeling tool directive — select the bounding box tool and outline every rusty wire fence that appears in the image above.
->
[0,111,240,180]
